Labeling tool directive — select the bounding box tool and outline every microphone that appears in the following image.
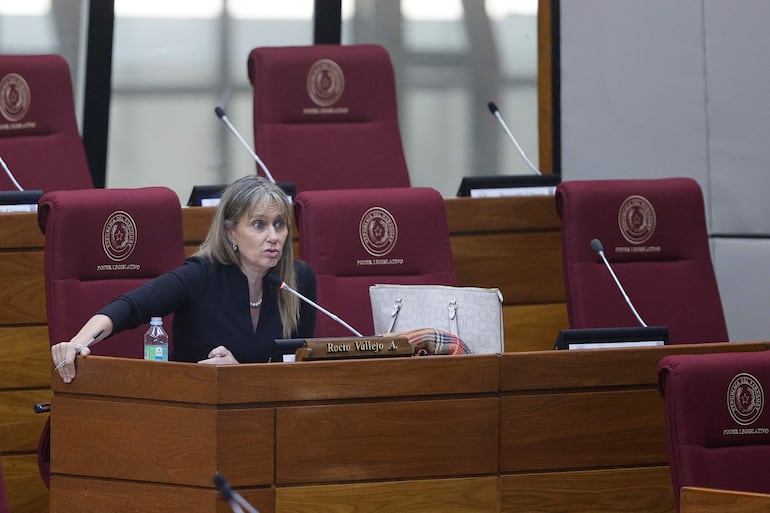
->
[487,101,543,176]
[0,154,24,190]
[266,273,364,337]
[213,473,259,513]
[214,106,276,184]
[590,238,648,327]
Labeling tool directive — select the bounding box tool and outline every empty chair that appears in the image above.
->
[294,187,456,337]
[247,44,410,193]
[658,350,770,511]
[556,177,728,344]
[36,186,185,487]
[0,54,92,192]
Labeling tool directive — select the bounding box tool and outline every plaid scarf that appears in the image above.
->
[391,328,472,356]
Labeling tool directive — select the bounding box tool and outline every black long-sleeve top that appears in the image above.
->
[98,256,317,363]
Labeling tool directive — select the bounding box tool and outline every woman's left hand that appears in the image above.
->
[198,345,239,365]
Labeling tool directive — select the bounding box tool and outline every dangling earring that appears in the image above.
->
[231,241,238,252]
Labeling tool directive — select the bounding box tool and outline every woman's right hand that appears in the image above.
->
[51,340,89,384]
[51,314,112,384]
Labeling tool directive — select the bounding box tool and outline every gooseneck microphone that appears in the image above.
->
[213,473,259,513]
[487,101,543,176]
[590,238,648,327]
[266,273,364,337]
[214,106,276,184]
[0,154,24,191]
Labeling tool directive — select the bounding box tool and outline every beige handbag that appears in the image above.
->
[369,284,504,354]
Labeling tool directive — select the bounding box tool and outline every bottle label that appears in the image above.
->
[144,344,168,361]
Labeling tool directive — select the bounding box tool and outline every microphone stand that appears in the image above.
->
[214,106,276,184]
[487,101,543,176]
[0,154,24,191]
[266,274,364,337]
[591,238,648,327]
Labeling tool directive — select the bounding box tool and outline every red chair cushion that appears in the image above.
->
[295,187,456,337]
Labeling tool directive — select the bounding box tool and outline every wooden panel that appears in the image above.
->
[276,397,499,484]
[179,197,562,237]
[277,476,499,513]
[51,397,274,487]
[501,466,675,513]
[504,302,569,352]
[181,205,214,243]
[50,476,274,513]
[0,326,51,388]
[0,213,44,249]
[500,341,768,391]
[680,487,770,513]
[0,252,45,325]
[444,196,561,233]
[218,353,500,403]
[2,453,49,513]
[53,357,220,404]
[0,390,51,452]
[501,389,666,471]
[452,231,564,305]
[216,408,275,486]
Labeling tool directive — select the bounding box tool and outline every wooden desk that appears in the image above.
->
[50,355,501,513]
[680,487,770,513]
[48,342,769,513]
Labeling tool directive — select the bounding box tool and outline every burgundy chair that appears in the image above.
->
[295,187,457,337]
[555,177,728,344]
[0,54,92,192]
[36,186,185,487]
[658,350,770,511]
[247,44,410,194]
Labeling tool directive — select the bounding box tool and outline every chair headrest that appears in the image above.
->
[659,351,770,447]
[38,187,184,280]
[556,177,709,263]
[248,44,397,124]
[0,54,93,191]
[295,187,455,278]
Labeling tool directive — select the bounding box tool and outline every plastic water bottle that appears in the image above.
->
[143,317,168,361]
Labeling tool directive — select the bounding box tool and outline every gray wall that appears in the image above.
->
[559,0,770,341]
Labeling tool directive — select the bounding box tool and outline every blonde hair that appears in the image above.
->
[195,176,299,337]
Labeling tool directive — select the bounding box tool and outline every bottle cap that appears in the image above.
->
[150,317,163,325]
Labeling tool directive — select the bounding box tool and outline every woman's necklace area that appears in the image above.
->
[249,297,263,309]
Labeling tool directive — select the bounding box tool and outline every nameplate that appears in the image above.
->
[295,336,412,361]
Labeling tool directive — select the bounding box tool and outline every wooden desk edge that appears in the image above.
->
[680,486,770,513]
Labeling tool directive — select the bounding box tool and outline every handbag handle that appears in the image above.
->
[448,300,458,335]
[388,297,459,336]
[386,298,403,333]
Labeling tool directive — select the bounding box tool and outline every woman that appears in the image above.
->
[52,176,317,382]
